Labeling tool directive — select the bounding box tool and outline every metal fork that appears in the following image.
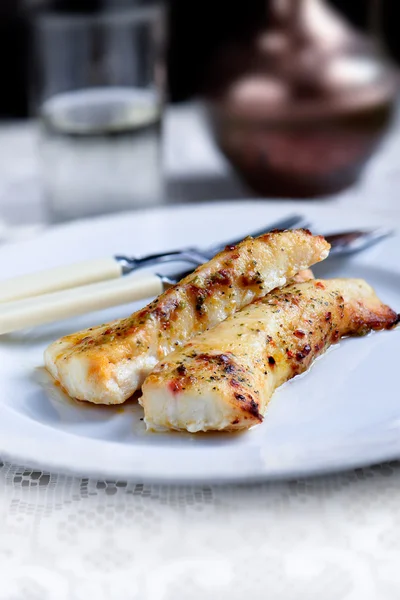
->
[115,214,308,273]
[323,227,394,256]
[0,214,306,304]
[160,225,394,286]
[115,223,394,275]
[0,217,394,306]
[0,218,395,335]
[117,221,394,270]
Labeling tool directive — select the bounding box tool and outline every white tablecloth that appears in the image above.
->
[1,104,400,599]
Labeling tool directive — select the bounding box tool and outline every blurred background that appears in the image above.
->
[2,0,400,114]
[0,0,399,223]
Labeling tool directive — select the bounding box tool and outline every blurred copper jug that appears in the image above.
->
[205,0,399,198]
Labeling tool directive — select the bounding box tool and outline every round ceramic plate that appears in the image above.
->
[0,201,399,483]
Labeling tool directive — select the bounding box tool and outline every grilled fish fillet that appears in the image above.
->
[44,230,329,404]
[141,279,398,432]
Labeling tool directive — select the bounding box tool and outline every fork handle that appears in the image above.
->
[0,258,123,303]
[0,273,164,335]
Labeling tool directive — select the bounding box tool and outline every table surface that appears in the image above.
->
[1,103,400,599]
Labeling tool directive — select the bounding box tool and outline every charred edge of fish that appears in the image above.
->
[153,298,180,321]
[296,344,312,361]
[196,353,237,374]
[269,228,312,236]
[186,285,212,316]
[331,329,340,342]
[385,312,400,330]
[234,393,263,421]
[229,379,241,388]
[176,364,187,376]
[209,269,232,287]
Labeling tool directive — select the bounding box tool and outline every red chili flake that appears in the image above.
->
[294,330,305,339]
[325,312,332,321]
[168,380,183,394]
[315,282,325,289]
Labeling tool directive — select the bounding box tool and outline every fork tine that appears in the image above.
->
[327,227,395,256]
[364,227,395,242]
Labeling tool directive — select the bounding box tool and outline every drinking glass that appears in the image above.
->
[31,5,165,222]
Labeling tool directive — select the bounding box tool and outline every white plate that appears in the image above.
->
[0,201,399,484]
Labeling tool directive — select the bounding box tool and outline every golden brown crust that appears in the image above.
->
[62,230,326,354]
[45,230,330,404]
[141,279,398,432]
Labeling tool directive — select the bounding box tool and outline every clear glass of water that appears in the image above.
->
[32,6,165,222]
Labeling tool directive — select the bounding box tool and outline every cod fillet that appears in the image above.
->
[45,230,329,404]
[141,279,398,432]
